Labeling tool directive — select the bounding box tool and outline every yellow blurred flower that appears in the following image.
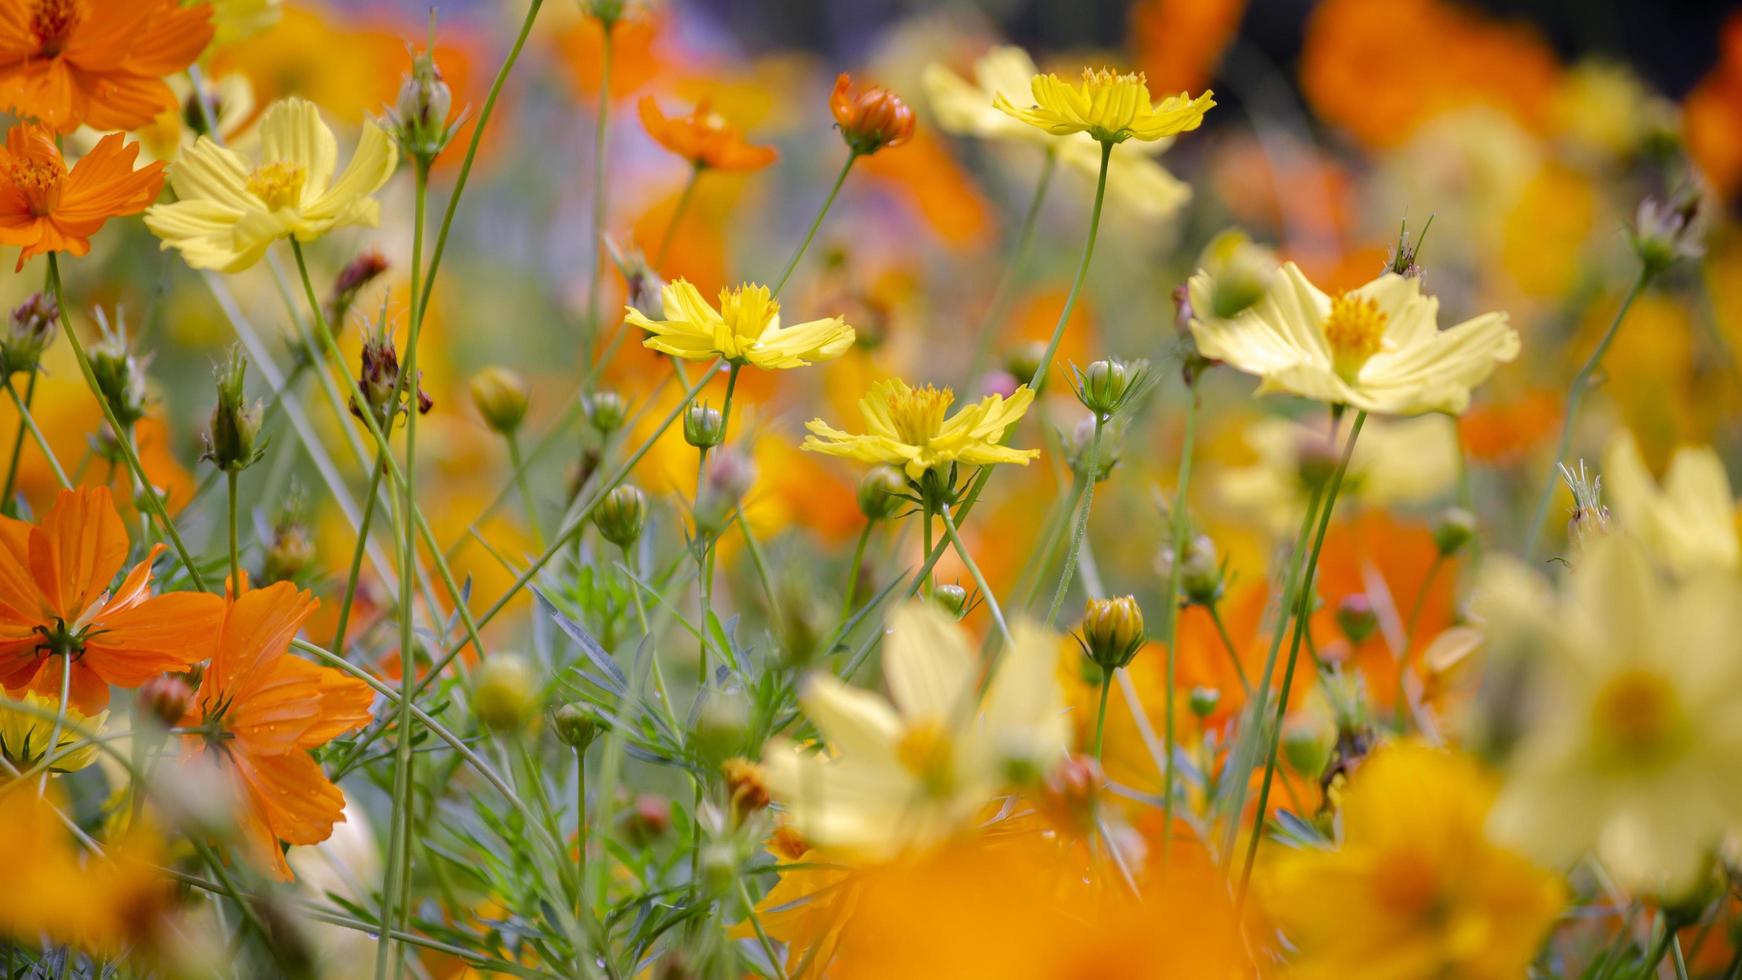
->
[993,68,1214,145]
[625,280,855,369]
[1216,413,1459,535]
[761,602,1068,860]
[1480,536,1742,895]
[211,0,283,47]
[924,47,1190,220]
[145,97,398,273]
[1552,60,1670,160]
[1264,742,1563,979]
[1188,263,1519,415]
[1603,430,1739,576]
[802,378,1039,481]
[0,693,106,776]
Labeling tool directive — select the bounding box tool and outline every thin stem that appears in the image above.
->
[1206,602,1253,697]
[771,151,857,294]
[655,164,702,268]
[1524,266,1653,557]
[506,432,545,544]
[1236,410,1367,913]
[1092,668,1113,760]
[736,878,789,980]
[573,747,587,924]
[4,373,68,492]
[1159,387,1199,858]
[1045,415,1104,626]
[46,255,204,591]
[584,18,615,340]
[1672,936,1691,980]
[839,520,874,623]
[938,502,1013,647]
[2,368,39,509]
[331,456,385,655]
[1031,140,1111,394]
[225,470,240,592]
[962,149,1057,389]
[1394,552,1444,731]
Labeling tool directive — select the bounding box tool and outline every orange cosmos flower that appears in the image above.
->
[0,0,215,133]
[638,96,778,171]
[830,73,915,155]
[179,582,374,881]
[0,486,222,714]
[0,124,164,271]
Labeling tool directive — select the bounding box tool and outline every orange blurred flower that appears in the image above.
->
[0,125,164,271]
[0,486,221,714]
[1129,0,1245,94]
[179,582,374,881]
[830,73,915,156]
[554,14,663,100]
[1685,13,1742,199]
[638,96,777,171]
[0,0,213,133]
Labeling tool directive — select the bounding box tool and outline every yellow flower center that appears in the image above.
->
[1078,68,1148,140]
[718,283,779,351]
[31,0,80,54]
[1592,667,1681,765]
[1322,293,1388,381]
[885,384,954,446]
[246,161,308,211]
[1371,848,1446,925]
[896,719,956,797]
[7,157,63,216]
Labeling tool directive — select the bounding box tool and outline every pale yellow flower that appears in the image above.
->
[625,280,854,370]
[762,602,1068,860]
[1479,535,1742,896]
[1188,263,1519,415]
[212,0,284,47]
[145,97,398,273]
[1217,414,1459,535]
[801,378,1038,481]
[0,692,106,775]
[992,67,1214,145]
[923,47,1189,220]
[1603,430,1739,575]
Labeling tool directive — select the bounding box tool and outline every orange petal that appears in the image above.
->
[27,487,127,623]
[209,581,317,698]
[82,590,224,687]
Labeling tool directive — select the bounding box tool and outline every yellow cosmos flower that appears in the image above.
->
[801,378,1039,481]
[1479,535,1742,896]
[1603,430,1738,575]
[992,67,1214,145]
[1264,742,1563,979]
[0,692,106,775]
[924,47,1190,220]
[1188,263,1519,415]
[145,97,398,273]
[625,279,855,370]
[761,602,1068,860]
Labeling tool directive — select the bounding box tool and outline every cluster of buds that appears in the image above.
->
[388,42,457,167]
[1077,595,1145,674]
[694,447,754,535]
[202,347,265,473]
[1071,357,1151,420]
[352,326,432,429]
[1630,188,1705,275]
[472,653,539,735]
[830,74,915,156]
[469,366,529,435]
[325,251,389,331]
[683,402,725,449]
[88,332,150,430]
[1,293,56,377]
[585,390,628,436]
[594,483,647,549]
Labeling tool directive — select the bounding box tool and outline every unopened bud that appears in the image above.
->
[326,251,389,330]
[979,369,1019,399]
[1200,229,1275,319]
[693,689,750,765]
[472,654,538,734]
[1038,755,1103,836]
[262,518,315,585]
[554,702,601,749]
[830,74,915,156]
[1074,358,1149,418]
[1336,594,1377,646]
[1187,685,1221,719]
[2,293,56,376]
[1079,595,1145,671]
[1179,534,1223,605]
[138,674,195,729]
[585,391,628,435]
[1065,417,1119,483]
[1004,341,1045,388]
[391,46,454,164]
[594,484,646,549]
[695,448,754,534]
[931,583,969,617]
[856,465,908,522]
[1282,713,1335,778]
[606,236,665,317]
[723,757,771,821]
[623,794,671,845]
[684,402,724,449]
[1296,431,1341,490]
[203,347,264,472]
[470,366,529,435]
[1631,190,1705,275]
[89,335,149,429]
[1432,507,1477,556]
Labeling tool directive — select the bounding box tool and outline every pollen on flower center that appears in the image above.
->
[7,157,63,215]
[246,161,308,211]
[896,720,956,796]
[1593,668,1680,763]
[1323,293,1388,380]
[31,0,80,52]
[719,283,779,344]
[886,384,954,445]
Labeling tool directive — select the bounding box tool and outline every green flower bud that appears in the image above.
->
[931,583,969,617]
[391,46,454,165]
[856,464,908,522]
[1336,594,1378,646]
[1178,534,1223,606]
[470,366,529,435]
[553,702,601,749]
[1281,713,1334,778]
[1072,357,1149,418]
[1003,341,1045,389]
[1188,686,1222,719]
[683,402,725,449]
[1432,507,1477,556]
[2,293,56,376]
[692,688,750,766]
[585,390,628,435]
[262,517,315,585]
[594,484,647,549]
[472,654,538,734]
[203,347,265,473]
[1079,595,1145,671]
[89,335,149,430]
[1200,229,1276,320]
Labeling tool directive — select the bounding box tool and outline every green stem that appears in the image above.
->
[331,456,385,655]
[2,368,38,509]
[655,164,702,268]
[1030,140,1111,394]
[772,151,857,294]
[938,502,1013,647]
[736,878,789,980]
[584,17,615,341]
[46,255,204,591]
[573,746,587,923]
[962,149,1056,389]
[839,520,874,623]
[1092,668,1113,760]
[1045,415,1103,626]
[1159,387,1198,858]
[225,469,240,592]
[1235,410,1367,913]
[506,431,545,544]
[3,372,68,492]
[1206,602,1252,697]
[1524,266,1653,557]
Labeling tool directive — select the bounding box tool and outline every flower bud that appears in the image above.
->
[1064,417,1119,482]
[1281,713,1334,778]
[470,366,529,435]
[1187,685,1221,719]
[622,793,671,845]
[683,402,725,449]
[695,448,754,534]
[1432,507,1477,556]
[1079,595,1145,671]
[606,236,665,317]
[326,251,389,330]
[262,517,315,586]
[88,335,149,429]
[1295,431,1341,490]
[594,484,647,549]
[723,757,770,822]
[585,390,628,435]
[2,292,56,376]
[1073,357,1150,418]
[1004,341,1046,389]
[1038,755,1103,837]
[931,583,969,618]
[1200,229,1276,320]
[830,74,915,156]
[699,841,738,896]
[553,702,601,749]
[1178,534,1223,605]
[354,329,432,427]
[979,369,1019,399]
[1385,216,1430,280]
[856,465,908,522]
[1336,594,1378,646]
[472,654,538,735]
[1631,190,1705,275]
[581,0,627,26]
[138,674,195,730]
[391,46,454,164]
[692,688,749,766]
[203,347,264,473]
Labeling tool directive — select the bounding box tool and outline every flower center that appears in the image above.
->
[31,0,79,55]
[246,161,307,211]
[1371,848,1446,925]
[7,155,63,216]
[1592,667,1680,765]
[886,384,954,446]
[1080,68,1147,140]
[718,283,779,350]
[1323,293,1388,381]
[896,719,956,797]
